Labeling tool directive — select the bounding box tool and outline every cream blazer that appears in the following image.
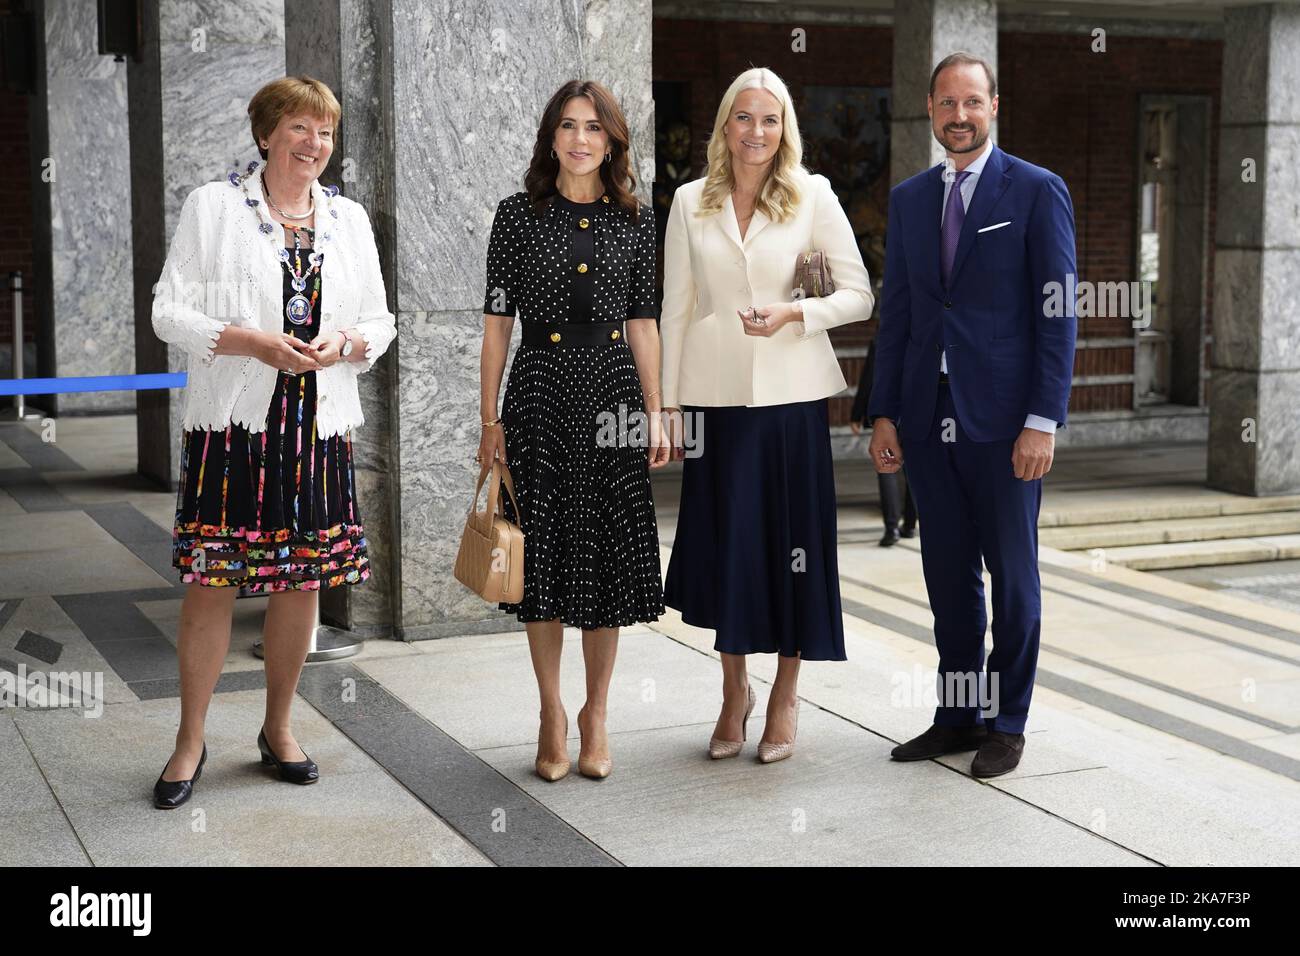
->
[660,170,873,408]
[151,167,396,440]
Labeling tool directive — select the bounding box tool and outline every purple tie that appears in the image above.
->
[940,169,972,287]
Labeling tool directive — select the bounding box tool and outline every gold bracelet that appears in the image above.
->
[482,418,501,428]
[645,389,661,400]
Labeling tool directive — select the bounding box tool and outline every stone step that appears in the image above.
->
[1042,510,1300,550]
[1095,534,1300,571]
[1039,492,1300,528]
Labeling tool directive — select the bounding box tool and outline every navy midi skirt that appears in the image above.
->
[663,397,846,661]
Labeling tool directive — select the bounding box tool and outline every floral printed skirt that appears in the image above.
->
[171,369,370,592]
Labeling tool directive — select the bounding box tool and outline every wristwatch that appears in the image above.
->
[338,329,354,358]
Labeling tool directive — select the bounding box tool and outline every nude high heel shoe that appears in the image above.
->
[534,709,571,782]
[757,701,799,764]
[708,683,756,759]
[577,704,612,779]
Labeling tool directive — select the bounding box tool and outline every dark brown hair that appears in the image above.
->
[929,52,998,100]
[524,80,640,222]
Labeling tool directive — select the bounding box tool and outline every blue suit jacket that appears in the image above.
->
[867,144,1078,443]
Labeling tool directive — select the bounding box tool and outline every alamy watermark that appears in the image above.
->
[890,664,1000,717]
[0,664,104,718]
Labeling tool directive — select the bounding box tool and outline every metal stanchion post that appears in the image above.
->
[252,591,363,662]
[2,271,45,423]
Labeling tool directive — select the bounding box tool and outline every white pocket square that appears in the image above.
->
[978,220,1012,233]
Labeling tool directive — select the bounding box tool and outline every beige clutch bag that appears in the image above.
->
[454,460,525,604]
[793,250,836,299]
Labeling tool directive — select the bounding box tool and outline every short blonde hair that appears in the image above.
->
[698,68,805,222]
[247,75,342,161]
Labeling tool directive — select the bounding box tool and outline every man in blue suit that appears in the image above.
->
[868,52,1077,777]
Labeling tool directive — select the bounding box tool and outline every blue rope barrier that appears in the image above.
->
[0,373,187,397]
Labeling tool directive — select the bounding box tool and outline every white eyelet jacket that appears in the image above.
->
[151,168,396,440]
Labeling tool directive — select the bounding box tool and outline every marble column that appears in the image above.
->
[284,0,398,634]
[393,0,654,639]
[890,0,998,186]
[1208,3,1300,496]
[130,0,285,487]
[147,0,654,638]
[28,0,134,416]
[390,1,650,642]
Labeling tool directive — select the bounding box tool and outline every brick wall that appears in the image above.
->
[998,30,1221,413]
[653,17,1223,423]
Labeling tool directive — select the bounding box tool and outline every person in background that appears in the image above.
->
[850,333,916,546]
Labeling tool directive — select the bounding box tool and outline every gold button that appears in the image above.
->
[549,332,561,343]
[601,195,610,203]
[577,263,588,273]
[578,218,590,229]
[610,329,620,340]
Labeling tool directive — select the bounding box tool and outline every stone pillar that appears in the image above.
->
[272,0,658,639]
[131,0,654,637]
[890,0,997,186]
[390,0,654,639]
[129,0,285,487]
[284,0,398,634]
[1208,3,1300,496]
[28,0,134,416]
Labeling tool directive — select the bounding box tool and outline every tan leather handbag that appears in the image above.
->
[454,460,525,604]
[793,250,836,299]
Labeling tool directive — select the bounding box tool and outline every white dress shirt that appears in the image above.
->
[941,138,1055,434]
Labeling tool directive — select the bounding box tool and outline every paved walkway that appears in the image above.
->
[2,417,1298,866]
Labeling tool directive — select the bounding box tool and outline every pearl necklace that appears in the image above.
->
[263,175,315,220]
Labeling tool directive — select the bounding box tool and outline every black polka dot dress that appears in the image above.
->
[483,190,664,629]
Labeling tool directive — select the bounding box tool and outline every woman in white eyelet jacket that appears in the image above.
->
[153,169,395,435]
[660,67,873,764]
[147,76,395,810]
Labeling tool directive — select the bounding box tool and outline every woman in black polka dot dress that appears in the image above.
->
[477,80,670,782]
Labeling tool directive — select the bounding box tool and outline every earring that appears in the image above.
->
[550,148,557,160]
[604,151,611,163]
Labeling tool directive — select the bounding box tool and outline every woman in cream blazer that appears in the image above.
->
[661,68,873,764]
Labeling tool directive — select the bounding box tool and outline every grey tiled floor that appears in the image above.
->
[2,417,1298,866]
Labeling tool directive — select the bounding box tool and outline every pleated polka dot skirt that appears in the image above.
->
[497,337,665,629]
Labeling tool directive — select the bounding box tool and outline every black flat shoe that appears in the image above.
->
[971,731,1025,778]
[153,743,207,809]
[890,723,987,760]
[899,523,916,539]
[257,728,319,784]
[879,527,901,547]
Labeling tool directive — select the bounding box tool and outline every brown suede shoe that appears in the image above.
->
[971,731,1025,778]
[890,723,988,761]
